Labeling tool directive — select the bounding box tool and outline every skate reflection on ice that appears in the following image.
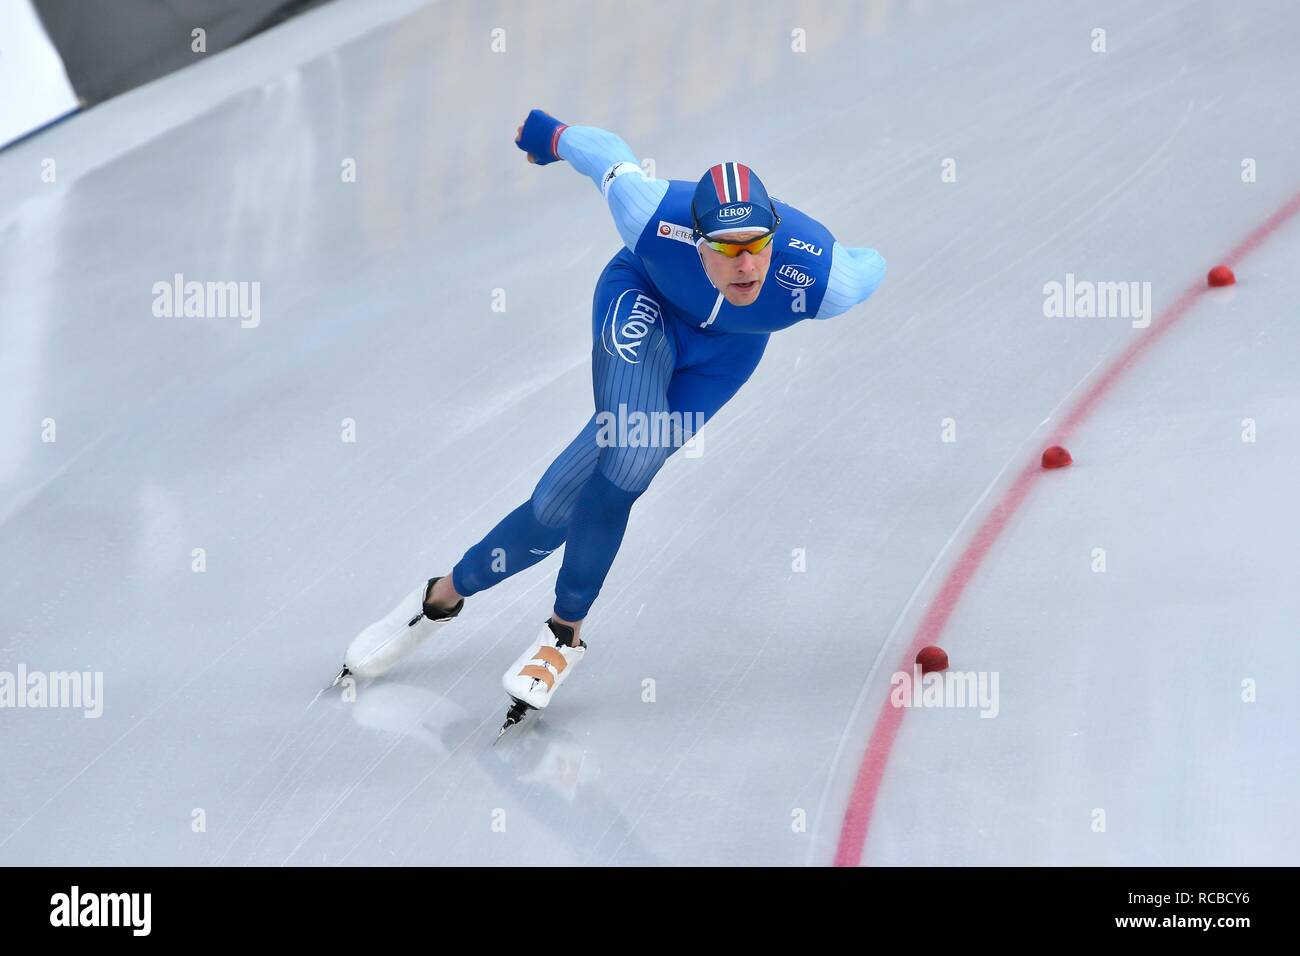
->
[465,717,661,866]
[349,682,660,865]
[349,681,460,757]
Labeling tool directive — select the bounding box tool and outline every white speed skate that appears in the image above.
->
[496,619,586,741]
[333,577,463,684]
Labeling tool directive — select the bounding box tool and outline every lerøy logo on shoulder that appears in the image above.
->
[715,204,752,223]
[775,262,816,290]
[656,220,694,245]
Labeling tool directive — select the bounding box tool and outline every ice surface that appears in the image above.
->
[1,0,1297,865]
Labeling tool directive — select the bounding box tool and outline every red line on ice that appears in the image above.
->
[833,188,1300,867]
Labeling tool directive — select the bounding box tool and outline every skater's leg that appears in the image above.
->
[553,328,771,625]
[436,251,655,610]
[444,417,600,602]
[665,329,769,421]
[551,469,647,623]
[552,292,681,623]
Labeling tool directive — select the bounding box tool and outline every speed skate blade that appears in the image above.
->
[493,697,534,745]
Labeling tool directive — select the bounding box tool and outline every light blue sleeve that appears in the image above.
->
[814,243,887,319]
[556,125,669,251]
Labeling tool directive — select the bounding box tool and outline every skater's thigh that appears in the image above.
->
[590,283,676,493]
[667,332,770,423]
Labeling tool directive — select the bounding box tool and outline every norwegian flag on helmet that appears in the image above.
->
[707,162,752,203]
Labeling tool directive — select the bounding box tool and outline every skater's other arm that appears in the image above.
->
[814,243,887,319]
[515,109,667,252]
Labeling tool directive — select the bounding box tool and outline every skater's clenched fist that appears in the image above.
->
[514,109,568,166]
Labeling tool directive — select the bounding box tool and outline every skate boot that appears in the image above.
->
[496,619,585,739]
[335,577,463,683]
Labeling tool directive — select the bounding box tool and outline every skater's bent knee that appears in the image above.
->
[598,445,673,495]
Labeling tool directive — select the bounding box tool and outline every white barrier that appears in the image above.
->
[0,0,78,149]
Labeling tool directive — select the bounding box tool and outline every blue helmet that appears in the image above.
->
[691,162,778,239]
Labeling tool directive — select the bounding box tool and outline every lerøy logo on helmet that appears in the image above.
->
[716,204,752,223]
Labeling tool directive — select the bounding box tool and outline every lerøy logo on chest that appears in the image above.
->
[775,261,816,290]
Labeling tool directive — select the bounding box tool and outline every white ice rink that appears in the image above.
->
[2,0,1298,866]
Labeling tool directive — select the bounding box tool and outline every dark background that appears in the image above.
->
[35,0,331,105]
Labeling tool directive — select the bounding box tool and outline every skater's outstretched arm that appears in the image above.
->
[814,244,887,319]
[515,108,667,252]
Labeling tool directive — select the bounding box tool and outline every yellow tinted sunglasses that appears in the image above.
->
[691,203,782,257]
[697,230,778,258]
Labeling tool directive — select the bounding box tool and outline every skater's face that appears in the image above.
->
[698,229,772,306]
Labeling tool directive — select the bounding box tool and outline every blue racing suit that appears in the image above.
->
[452,124,886,621]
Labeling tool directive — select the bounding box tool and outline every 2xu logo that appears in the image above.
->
[775,262,816,290]
[787,237,822,255]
